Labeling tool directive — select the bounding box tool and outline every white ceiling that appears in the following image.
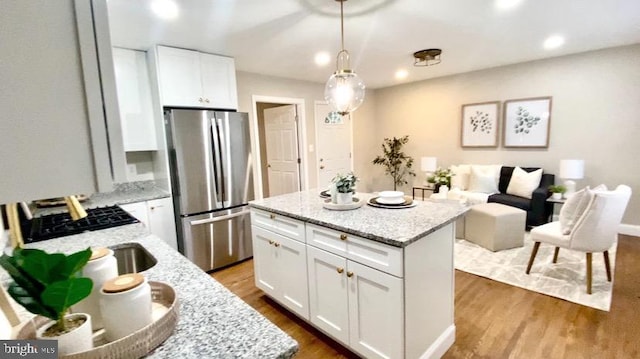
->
[107,0,640,89]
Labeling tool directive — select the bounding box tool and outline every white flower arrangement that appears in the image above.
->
[332,172,358,193]
[427,167,454,187]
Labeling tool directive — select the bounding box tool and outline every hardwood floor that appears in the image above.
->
[212,235,640,358]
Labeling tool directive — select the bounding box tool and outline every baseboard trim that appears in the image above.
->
[619,224,640,237]
[420,324,456,359]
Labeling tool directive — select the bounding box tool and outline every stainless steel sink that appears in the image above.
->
[109,242,157,274]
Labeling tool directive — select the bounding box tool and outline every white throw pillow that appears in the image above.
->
[450,165,471,190]
[506,167,543,199]
[467,165,499,194]
[559,187,594,235]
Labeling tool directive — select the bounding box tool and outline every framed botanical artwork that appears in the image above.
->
[503,97,552,148]
[461,101,500,147]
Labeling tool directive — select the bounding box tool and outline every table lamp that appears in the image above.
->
[559,159,584,198]
[421,157,437,186]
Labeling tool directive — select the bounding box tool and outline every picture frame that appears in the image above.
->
[502,97,552,148]
[460,101,500,148]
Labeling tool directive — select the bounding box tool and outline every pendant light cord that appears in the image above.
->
[340,0,345,52]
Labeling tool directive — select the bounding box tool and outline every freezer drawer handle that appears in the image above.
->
[189,210,251,226]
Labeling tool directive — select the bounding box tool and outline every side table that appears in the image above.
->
[546,197,566,222]
[412,186,434,200]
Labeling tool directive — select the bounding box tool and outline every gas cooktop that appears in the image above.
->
[28,205,139,243]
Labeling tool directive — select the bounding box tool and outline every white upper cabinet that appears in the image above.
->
[0,0,117,203]
[112,48,158,151]
[157,46,238,110]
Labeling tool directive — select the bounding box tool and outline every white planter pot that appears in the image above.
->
[336,192,353,205]
[552,193,563,200]
[36,313,93,355]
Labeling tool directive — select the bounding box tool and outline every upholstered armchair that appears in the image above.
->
[525,185,632,294]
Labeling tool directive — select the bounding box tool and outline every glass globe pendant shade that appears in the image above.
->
[324,70,365,116]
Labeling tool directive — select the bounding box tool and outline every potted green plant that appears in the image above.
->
[372,136,416,191]
[331,172,358,204]
[427,167,454,193]
[548,184,566,200]
[0,247,94,355]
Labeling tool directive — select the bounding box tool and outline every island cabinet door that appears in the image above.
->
[252,225,309,319]
[347,260,404,359]
[307,246,350,346]
[252,226,279,298]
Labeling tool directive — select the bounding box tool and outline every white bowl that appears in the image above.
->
[376,196,405,204]
[378,191,404,199]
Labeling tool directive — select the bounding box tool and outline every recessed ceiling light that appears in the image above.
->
[395,69,409,80]
[494,0,524,11]
[314,52,331,67]
[151,0,179,20]
[543,35,565,50]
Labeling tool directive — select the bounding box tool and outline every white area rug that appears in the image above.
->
[454,234,615,311]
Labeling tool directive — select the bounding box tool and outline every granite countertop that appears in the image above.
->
[249,189,469,247]
[34,181,171,217]
[0,224,298,358]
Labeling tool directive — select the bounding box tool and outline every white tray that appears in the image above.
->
[322,197,364,211]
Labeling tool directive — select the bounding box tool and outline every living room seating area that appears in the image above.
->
[437,164,554,228]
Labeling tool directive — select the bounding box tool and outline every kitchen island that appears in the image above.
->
[249,190,469,359]
[0,224,297,358]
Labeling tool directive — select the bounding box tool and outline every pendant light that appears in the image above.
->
[324,0,365,116]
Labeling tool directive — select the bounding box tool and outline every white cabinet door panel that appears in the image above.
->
[277,234,309,319]
[348,260,404,359]
[252,226,279,297]
[157,46,201,107]
[147,198,177,250]
[200,53,238,110]
[119,202,148,226]
[307,245,349,345]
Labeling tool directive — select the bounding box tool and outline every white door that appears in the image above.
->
[315,102,353,188]
[264,105,301,196]
[251,226,280,298]
[307,246,350,346]
[347,260,404,359]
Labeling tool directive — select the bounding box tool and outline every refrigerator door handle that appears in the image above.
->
[189,210,251,226]
[215,115,232,208]
[210,117,224,208]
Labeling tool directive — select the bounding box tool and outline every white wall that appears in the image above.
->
[360,44,640,225]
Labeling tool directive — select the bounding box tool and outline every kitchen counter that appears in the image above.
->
[249,189,468,247]
[33,180,171,217]
[0,224,298,358]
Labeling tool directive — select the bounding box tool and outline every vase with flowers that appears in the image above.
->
[331,172,358,204]
[427,167,454,193]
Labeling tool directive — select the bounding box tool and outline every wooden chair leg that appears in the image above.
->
[526,242,541,274]
[586,252,593,294]
[603,250,612,282]
[552,247,560,263]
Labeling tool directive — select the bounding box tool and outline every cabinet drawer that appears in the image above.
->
[306,223,403,277]
[250,208,305,242]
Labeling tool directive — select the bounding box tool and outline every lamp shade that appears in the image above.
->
[559,159,584,179]
[421,157,437,172]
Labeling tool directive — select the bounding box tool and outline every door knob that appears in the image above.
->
[198,97,203,102]
[347,271,354,278]
[205,98,210,103]
[267,164,272,168]
[337,267,344,274]
[320,165,325,169]
[340,234,347,241]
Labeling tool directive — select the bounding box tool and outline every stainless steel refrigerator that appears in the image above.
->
[164,108,254,272]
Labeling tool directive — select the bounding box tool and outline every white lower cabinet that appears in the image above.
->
[120,197,178,250]
[252,225,309,319]
[250,208,455,359]
[307,245,404,359]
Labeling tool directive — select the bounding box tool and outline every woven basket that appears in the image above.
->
[17,281,179,359]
